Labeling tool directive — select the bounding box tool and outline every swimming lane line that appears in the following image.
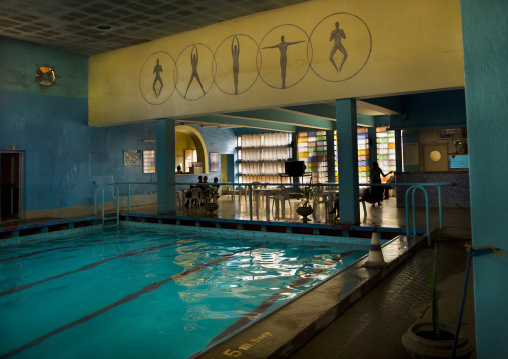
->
[0,237,195,296]
[0,241,269,359]
[208,250,357,345]
[0,231,147,263]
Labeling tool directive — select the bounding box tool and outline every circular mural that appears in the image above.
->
[258,24,310,89]
[174,43,215,101]
[309,13,372,82]
[139,51,176,105]
[213,34,259,95]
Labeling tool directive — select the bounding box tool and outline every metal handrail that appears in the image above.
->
[107,182,156,212]
[403,182,456,247]
[109,181,455,231]
[107,183,120,228]
[93,182,105,228]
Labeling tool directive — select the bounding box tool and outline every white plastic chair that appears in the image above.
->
[227,185,240,201]
[188,188,202,208]
[271,187,292,213]
[175,191,182,209]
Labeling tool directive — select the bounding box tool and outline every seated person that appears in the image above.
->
[200,176,211,204]
[185,176,203,208]
[176,165,183,174]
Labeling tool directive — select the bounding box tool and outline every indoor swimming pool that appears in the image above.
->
[0,228,370,359]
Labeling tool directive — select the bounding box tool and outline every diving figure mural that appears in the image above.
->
[263,35,304,89]
[184,45,206,98]
[152,59,163,97]
[232,35,240,95]
[329,21,348,72]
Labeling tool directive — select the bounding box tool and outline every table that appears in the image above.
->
[253,188,282,214]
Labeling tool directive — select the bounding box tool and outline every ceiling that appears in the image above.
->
[1,0,400,130]
[0,0,309,56]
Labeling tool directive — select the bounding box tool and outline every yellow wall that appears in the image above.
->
[175,132,194,158]
[89,0,464,126]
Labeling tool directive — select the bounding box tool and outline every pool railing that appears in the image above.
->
[103,181,456,241]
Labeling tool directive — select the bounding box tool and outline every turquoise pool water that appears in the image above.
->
[0,229,368,359]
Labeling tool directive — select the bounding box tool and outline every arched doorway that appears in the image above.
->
[175,125,209,174]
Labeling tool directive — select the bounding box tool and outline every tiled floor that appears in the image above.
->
[290,238,476,359]
[125,194,471,231]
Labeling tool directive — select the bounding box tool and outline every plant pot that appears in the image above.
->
[401,322,474,359]
[203,202,219,214]
[296,206,313,222]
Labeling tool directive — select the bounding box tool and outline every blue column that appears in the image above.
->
[156,119,176,214]
[395,130,402,172]
[326,130,336,182]
[461,0,508,357]
[336,99,359,224]
[368,127,377,165]
[291,132,297,160]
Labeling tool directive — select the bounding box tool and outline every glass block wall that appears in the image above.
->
[297,130,327,183]
[237,132,292,184]
[376,127,396,175]
[298,128,370,184]
[333,128,370,183]
[357,127,370,183]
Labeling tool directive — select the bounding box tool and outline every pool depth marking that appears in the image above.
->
[208,250,357,345]
[0,231,148,262]
[0,241,269,359]
[0,237,196,296]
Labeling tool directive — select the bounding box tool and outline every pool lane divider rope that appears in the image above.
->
[0,231,148,263]
[208,250,357,346]
[0,241,269,359]
[0,236,196,296]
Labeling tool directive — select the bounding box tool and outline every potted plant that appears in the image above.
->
[401,243,474,359]
[202,188,220,214]
[296,185,313,222]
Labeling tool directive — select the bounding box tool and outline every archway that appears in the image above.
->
[175,125,209,173]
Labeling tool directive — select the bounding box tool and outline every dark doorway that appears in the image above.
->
[1,152,22,220]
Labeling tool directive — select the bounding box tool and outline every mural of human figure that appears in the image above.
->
[184,45,206,98]
[232,35,240,95]
[329,21,348,72]
[152,59,163,97]
[263,35,304,88]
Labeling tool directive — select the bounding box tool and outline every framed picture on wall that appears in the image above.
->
[210,152,219,171]
[438,130,453,140]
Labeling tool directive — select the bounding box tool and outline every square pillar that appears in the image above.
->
[156,119,176,214]
[336,99,360,224]
[368,127,377,165]
[395,130,402,172]
[326,130,336,183]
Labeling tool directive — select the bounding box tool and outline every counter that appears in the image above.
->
[395,171,470,208]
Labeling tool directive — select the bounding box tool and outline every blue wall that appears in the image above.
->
[0,91,90,211]
[389,90,467,130]
[90,123,157,201]
[460,0,508,357]
[1,37,238,216]
[0,37,90,215]
[0,37,88,98]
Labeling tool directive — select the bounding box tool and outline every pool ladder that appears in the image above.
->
[93,182,119,230]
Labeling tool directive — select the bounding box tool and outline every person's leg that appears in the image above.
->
[384,186,390,199]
